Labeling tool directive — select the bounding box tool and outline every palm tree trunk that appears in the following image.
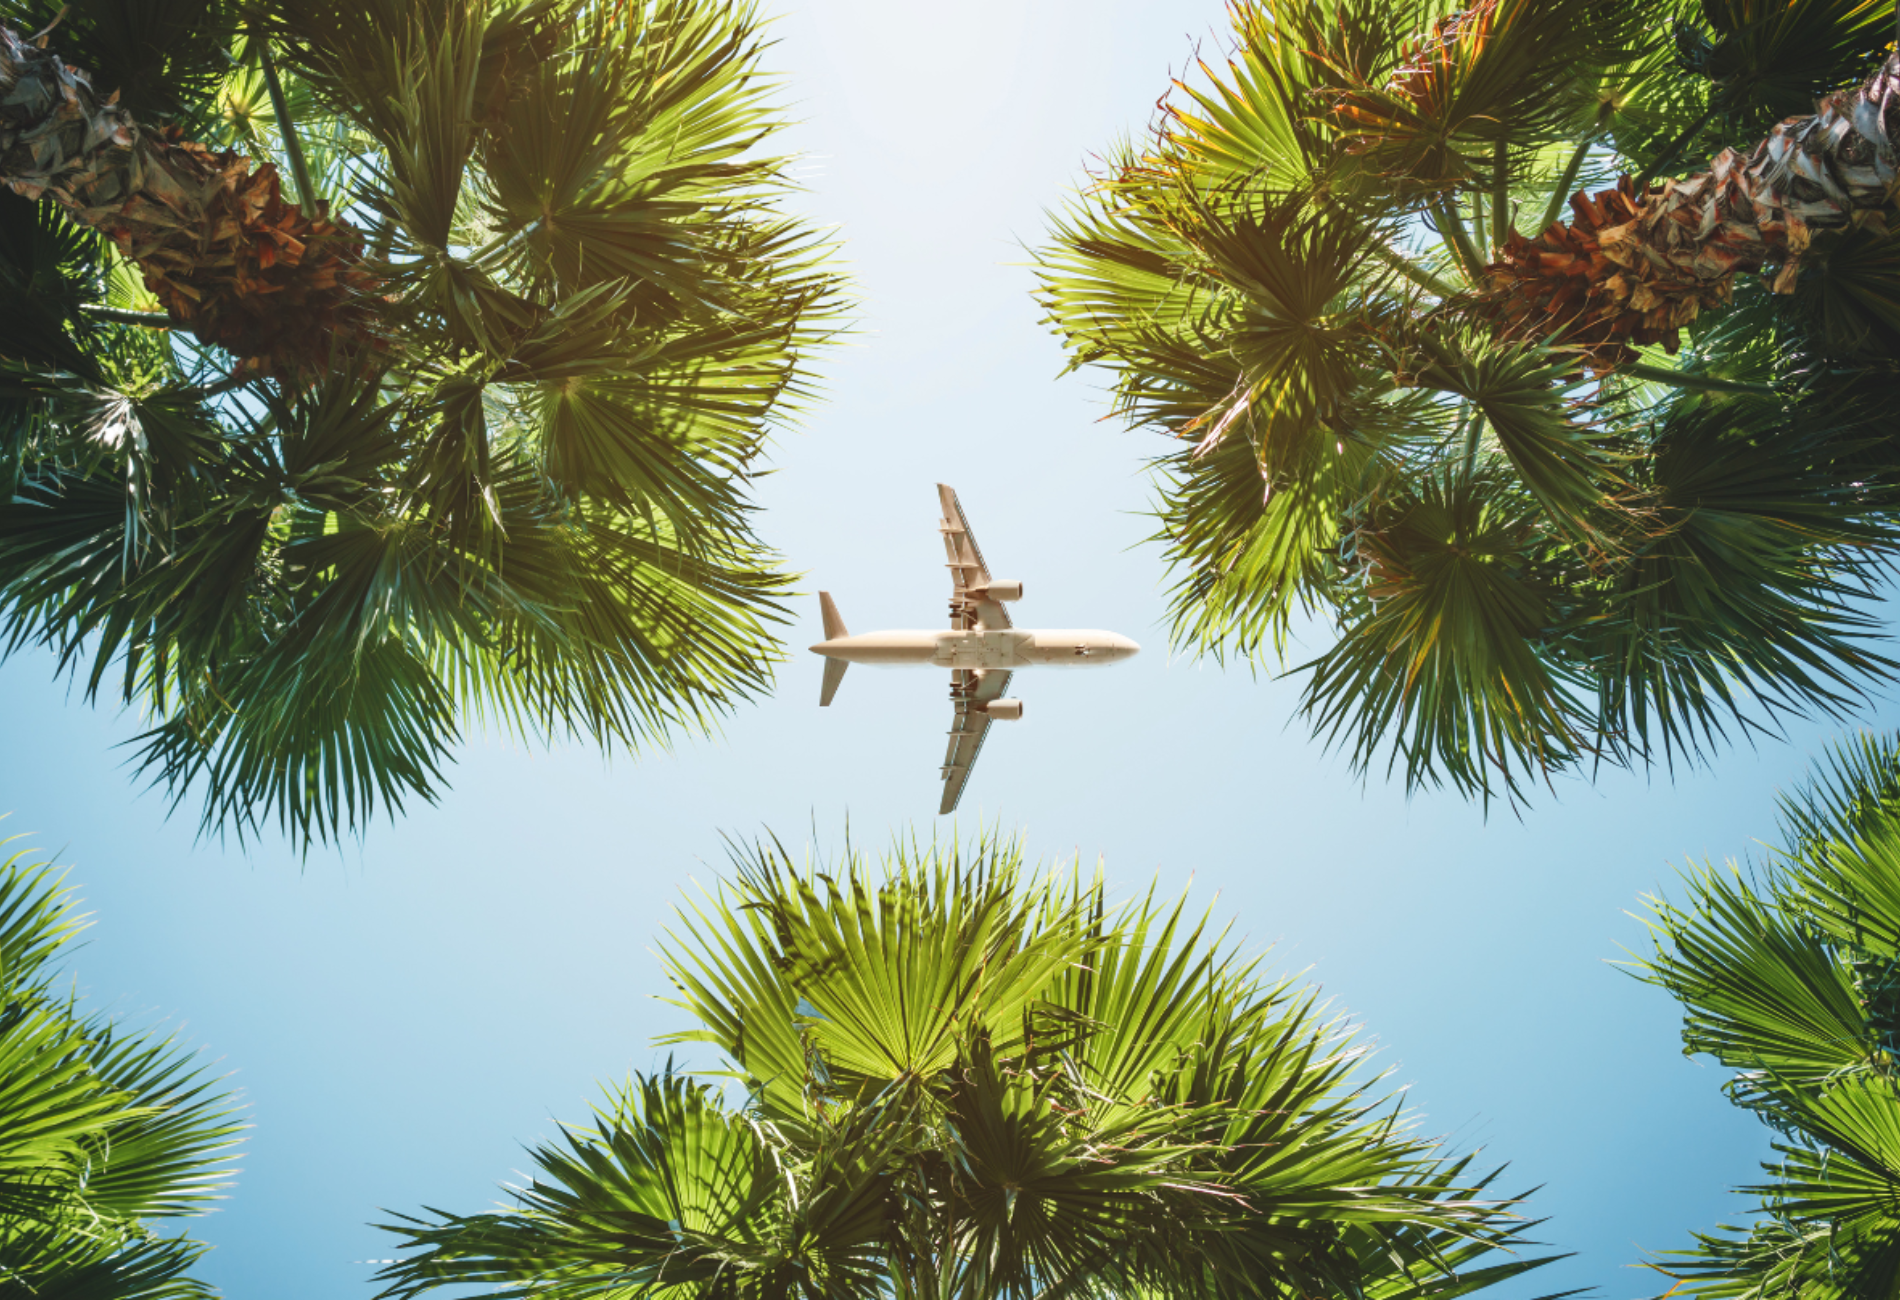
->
[1485,50,1900,372]
[0,23,380,382]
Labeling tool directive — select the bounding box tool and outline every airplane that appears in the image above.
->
[811,483,1140,814]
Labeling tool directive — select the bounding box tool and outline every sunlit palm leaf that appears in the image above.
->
[1636,866,1877,1093]
[1642,733,1900,1298]
[0,0,844,846]
[1037,0,1900,805]
[0,843,237,1300]
[388,831,1558,1300]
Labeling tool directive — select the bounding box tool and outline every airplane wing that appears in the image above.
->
[937,483,1011,630]
[940,668,1012,815]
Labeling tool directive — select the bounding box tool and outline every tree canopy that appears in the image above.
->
[374,830,1560,1300]
[1638,731,1900,1299]
[1038,0,1900,806]
[0,0,844,845]
[0,835,240,1300]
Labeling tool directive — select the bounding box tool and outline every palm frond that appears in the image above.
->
[1641,736,1900,1298]
[1036,0,1900,805]
[1299,471,1591,804]
[0,841,236,1298]
[394,830,1561,1300]
[0,0,845,846]
[1634,865,1877,1098]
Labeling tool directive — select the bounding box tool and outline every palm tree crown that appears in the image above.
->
[0,0,844,844]
[0,836,241,1300]
[1637,731,1900,1299]
[1037,0,1900,806]
[375,830,1558,1300]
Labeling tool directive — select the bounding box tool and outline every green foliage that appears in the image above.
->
[376,829,1566,1300]
[0,0,845,845]
[1036,0,1900,806]
[0,835,240,1300]
[1635,732,1900,1299]
[1671,0,1896,137]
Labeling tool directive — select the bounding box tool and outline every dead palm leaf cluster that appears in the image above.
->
[1039,0,1900,805]
[0,20,381,382]
[0,0,844,845]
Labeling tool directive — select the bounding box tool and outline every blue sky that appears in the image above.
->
[2,2,1890,1298]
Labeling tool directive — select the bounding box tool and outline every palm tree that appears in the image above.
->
[0,834,241,1299]
[1037,0,1900,805]
[1635,731,1900,1299]
[375,829,1560,1300]
[0,0,844,845]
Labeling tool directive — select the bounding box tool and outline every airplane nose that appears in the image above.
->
[1114,634,1140,661]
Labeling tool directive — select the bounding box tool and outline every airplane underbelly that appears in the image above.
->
[1020,630,1130,666]
[932,630,1031,670]
[819,629,1133,669]
[825,631,940,664]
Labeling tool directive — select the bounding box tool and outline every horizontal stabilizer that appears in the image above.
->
[819,591,849,641]
[820,656,848,707]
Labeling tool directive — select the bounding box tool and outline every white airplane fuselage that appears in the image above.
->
[812,628,1139,670]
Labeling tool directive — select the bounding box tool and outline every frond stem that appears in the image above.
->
[1635,100,1720,189]
[196,374,255,398]
[257,41,316,211]
[1538,137,1596,234]
[1460,408,1486,482]
[1429,196,1486,283]
[1623,362,1775,395]
[83,305,171,328]
[469,219,544,268]
[1490,139,1510,251]
[1368,242,1459,298]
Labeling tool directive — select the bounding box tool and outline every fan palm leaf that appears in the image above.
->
[0,0,845,845]
[1037,0,1900,805]
[1636,731,1900,1298]
[381,829,1566,1300]
[0,838,238,1300]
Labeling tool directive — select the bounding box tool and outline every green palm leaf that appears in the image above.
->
[0,1224,215,1300]
[1635,866,1876,1092]
[1640,732,1900,1299]
[0,0,844,846]
[0,840,238,1300]
[386,829,1563,1300]
[1036,0,1900,805]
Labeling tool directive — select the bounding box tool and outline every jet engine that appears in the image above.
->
[979,699,1023,720]
[975,580,1024,601]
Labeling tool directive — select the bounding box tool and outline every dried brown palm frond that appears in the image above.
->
[0,22,380,381]
[1487,49,1900,371]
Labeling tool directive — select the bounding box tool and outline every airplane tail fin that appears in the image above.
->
[820,657,848,707]
[818,592,850,706]
[819,591,849,641]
